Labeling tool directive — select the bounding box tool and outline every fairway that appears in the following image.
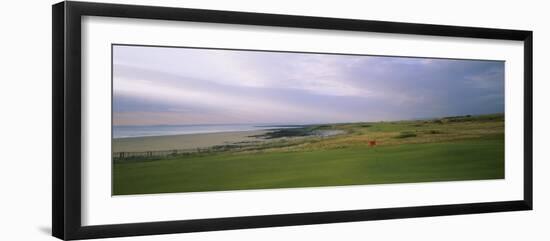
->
[113,124,504,195]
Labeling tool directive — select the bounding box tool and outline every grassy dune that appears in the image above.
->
[113,114,505,195]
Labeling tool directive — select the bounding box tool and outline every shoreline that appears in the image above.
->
[113,127,286,139]
[112,129,272,152]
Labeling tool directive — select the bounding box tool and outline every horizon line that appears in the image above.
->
[112,112,504,127]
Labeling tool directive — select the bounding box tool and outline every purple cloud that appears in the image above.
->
[113,45,504,125]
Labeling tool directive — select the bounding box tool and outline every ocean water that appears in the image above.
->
[112,124,299,139]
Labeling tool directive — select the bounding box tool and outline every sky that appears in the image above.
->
[112,45,504,126]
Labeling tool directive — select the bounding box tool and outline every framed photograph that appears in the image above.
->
[52,1,533,240]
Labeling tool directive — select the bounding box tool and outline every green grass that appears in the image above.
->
[113,134,504,195]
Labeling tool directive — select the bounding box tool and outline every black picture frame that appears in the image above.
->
[52,1,533,240]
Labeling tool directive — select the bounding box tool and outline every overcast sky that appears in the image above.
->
[112,45,504,126]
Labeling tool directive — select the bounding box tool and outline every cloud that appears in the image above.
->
[465,65,505,89]
[114,46,371,97]
[113,64,358,125]
[112,45,505,125]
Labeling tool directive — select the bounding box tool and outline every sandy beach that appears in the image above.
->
[112,130,269,152]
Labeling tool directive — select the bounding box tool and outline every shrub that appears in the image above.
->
[426,130,442,134]
[395,131,417,138]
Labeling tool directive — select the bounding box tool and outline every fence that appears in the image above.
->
[113,145,244,162]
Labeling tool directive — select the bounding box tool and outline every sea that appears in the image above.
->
[112,124,301,139]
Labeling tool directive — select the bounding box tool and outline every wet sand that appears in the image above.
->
[113,130,269,152]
